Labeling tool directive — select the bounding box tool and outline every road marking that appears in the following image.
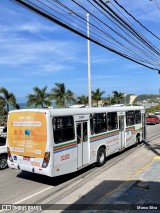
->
[15,186,53,204]
[153,156,160,160]
[94,181,127,204]
[0,186,53,213]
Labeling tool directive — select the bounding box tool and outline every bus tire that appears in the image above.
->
[0,155,8,170]
[96,147,106,167]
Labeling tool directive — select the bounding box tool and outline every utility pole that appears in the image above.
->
[87,13,92,107]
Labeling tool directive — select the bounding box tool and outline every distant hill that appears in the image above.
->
[133,94,160,103]
[119,94,160,105]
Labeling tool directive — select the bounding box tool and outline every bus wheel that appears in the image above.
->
[0,155,8,170]
[96,148,106,167]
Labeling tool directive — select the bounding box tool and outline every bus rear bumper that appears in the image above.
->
[7,160,54,177]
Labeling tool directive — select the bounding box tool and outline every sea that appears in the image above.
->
[18,103,56,109]
[9,103,56,110]
[10,101,75,111]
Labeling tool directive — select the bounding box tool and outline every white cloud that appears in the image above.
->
[72,74,120,82]
[0,33,82,73]
[138,10,160,23]
[118,0,160,23]
[32,64,74,74]
[91,55,117,64]
[77,54,118,65]
[0,78,21,83]
[123,63,141,70]
[0,23,60,34]
[92,74,119,80]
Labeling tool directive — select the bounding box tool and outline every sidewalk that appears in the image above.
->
[54,140,160,213]
[94,156,160,212]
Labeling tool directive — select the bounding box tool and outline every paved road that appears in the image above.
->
[147,123,160,139]
[0,124,160,210]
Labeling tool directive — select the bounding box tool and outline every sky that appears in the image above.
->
[1,0,160,103]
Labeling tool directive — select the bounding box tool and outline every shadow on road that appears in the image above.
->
[16,164,95,186]
[40,178,160,212]
[144,141,160,156]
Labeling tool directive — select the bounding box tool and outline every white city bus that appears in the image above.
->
[7,106,146,177]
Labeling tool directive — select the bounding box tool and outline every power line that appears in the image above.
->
[114,0,160,40]
[109,0,160,54]
[11,0,160,71]
[151,0,160,11]
[73,0,160,64]
[98,0,160,56]
[72,0,160,62]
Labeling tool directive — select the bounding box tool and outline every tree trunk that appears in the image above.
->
[7,102,9,112]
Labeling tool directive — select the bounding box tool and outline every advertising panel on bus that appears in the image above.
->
[8,111,47,158]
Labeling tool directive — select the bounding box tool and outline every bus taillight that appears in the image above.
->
[42,152,50,168]
[7,147,13,162]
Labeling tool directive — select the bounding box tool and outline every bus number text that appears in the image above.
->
[61,154,70,161]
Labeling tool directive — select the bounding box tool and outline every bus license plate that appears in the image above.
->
[23,157,30,161]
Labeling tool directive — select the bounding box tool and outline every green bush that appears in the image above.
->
[0,106,7,125]
[145,105,160,114]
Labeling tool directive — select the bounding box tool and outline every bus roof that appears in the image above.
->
[9,106,145,117]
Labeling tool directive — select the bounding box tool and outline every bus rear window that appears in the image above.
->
[53,116,75,144]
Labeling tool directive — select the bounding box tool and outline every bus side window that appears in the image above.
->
[53,116,75,144]
[126,111,135,126]
[135,110,141,124]
[93,113,107,134]
[90,114,94,135]
[107,112,118,131]
[83,122,88,142]
[76,123,81,144]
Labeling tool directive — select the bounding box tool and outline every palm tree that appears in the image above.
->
[103,96,116,106]
[112,91,124,104]
[26,86,51,108]
[0,87,20,112]
[77,95,88,106]
[0,98,5,108]
[50,83,75,108]
[92,88,105,107]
